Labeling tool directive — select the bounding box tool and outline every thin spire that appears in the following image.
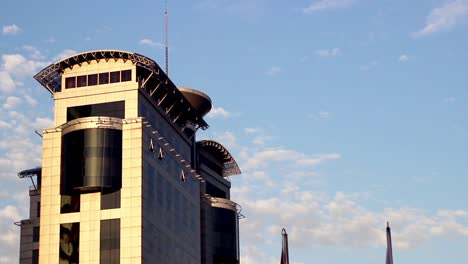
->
[165,0,169,75]
[386,222,393,264]
[280,228,289,264]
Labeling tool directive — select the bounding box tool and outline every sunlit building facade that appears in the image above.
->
[17,50,242,264]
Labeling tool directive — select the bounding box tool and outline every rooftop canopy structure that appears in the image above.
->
[197,140,241,177]
[34,49,208,130]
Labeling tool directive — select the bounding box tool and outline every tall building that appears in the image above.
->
[17,50,242,264]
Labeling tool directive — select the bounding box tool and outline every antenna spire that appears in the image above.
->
[165,0,169,75]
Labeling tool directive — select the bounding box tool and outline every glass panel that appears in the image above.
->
[99,72,109,85]
[32,226,39,242]
[100,219,120,264]
[32,249,39,264]
[61,129,122,194]
[121,70,131,82]
[65,77,76,89]
[76,75,87,87]
[66,101,125,121]
[60,223,79,263]
[36,201,40,217]
[101,190,121,210]
[110,71,120,83]
[88,74,98,86]
[60,195,80,213]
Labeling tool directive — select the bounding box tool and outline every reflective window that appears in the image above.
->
[101,190,121,210]
[65,77,76,88]
[32,249,39,264]
[60,195,80,213]
[36,201,40,217]
[59,223,79,263]
[77,75,87,87]
[32,226,39,242]
[99,72,109,85]
[88,74,98,86]
[121,70,131,82]
[100,219,120,264]
[110,71,120,83]
[67,101,125,121]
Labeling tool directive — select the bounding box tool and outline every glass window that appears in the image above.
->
[110,71,120,83]
[101,190,121,210]
[67,101,125,121]
[99,72,109,85]
[60,195,80,213]
[32,226,39,242]
[32,249,39,264]
[100,219,120,264]
[60,223,79,263]
[36,202,40,218]
[121,70,131,82]
[76,75,87,87]
[88,74,98,86]
[65,77,76,89]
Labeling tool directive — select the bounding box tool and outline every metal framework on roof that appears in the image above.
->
[197,140,241,177]
[33,49,208,130]
[17,167,41,178]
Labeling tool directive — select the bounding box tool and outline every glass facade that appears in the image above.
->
[32,226,39,242]
[101,190,121,210]
[100,219,120,264]
[64,69,132,88]
[67,101,125,121]
[59,222,79,264]
[61,128,122,194]
[60,194,80,214]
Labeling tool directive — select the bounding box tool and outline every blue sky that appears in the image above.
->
[1,0,468,263]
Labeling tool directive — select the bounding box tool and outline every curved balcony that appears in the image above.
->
[61,116,123,135]
[206,195,244,219]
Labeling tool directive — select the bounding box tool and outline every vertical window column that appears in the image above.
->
[100,219,120,264]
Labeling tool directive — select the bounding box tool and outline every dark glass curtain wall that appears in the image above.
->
[61,128,122,194]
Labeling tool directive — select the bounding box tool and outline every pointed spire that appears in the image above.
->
[386,222,393,264]
[280,228,289,264]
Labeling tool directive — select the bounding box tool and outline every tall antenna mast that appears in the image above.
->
[165,0,169,75]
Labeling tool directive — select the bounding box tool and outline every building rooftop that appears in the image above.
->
[34,49,209,130]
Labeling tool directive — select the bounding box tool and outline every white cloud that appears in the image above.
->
[235,187,468,251]
[244,127,262,134]
[22,45,44,60]
[309,110,331,120]
[44,37,56,43]
[266,66,281,76]
[296,153,341,166]
[242,148,340,171]
[252,135,272,146]
[1,54,47,77]
[398,54,410,62]
[31,117,53,130]
[443,97,457,103]
[2,24,21,35]
[23,94,38,107]
[213,131,238,150]
[139,38,164,48]
[3,96,22,109]
[304,0,356,13]
[53,49,77,61]
[315,48,341,57]
[414,0,468,37]
[0,120,11,129]
[0,71,16,93]
[360,61,378,71]
[300,55,309,62]
[206,106,232,119]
